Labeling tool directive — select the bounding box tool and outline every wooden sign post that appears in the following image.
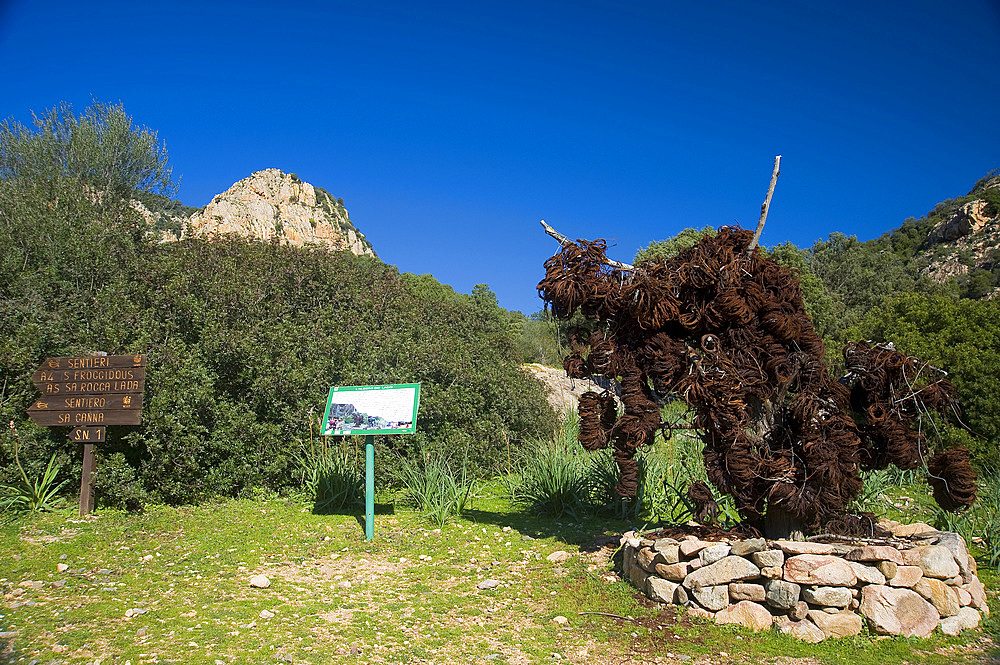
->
[320,383,420,540]
[27,354,145,516]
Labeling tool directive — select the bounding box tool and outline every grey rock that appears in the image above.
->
[691,585,729,612]
[751,549,784,568]
[476,579,501,590]
[683,556,760,589]
[911,545,960,580]
[730,538,766,557]
[699,544,731,566]
[802,586,852,607]
[764,579,801,610]
[647,577,680,604]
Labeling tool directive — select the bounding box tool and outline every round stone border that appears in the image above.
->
[618,521,989,641]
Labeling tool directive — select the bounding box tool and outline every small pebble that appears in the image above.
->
[259,609,275,619]
[249,575,271,588]
[551,615,568,624]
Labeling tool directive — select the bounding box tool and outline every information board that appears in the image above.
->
[321,383,420,436]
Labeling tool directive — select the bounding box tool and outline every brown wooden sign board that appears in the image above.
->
[71,426,106,443]
[29,354,146,518]
[28,394,142,413]
[38,355,145,370]
[32,366,145,387]
[33,379,145,396]
[28,410,142,427]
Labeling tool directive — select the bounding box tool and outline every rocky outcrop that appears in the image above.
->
[920,176,1000,287]
[926,199,996,244]
[619,523,987,642]
[150,169,376,257]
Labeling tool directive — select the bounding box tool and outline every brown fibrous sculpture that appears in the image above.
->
[538,227,977,533]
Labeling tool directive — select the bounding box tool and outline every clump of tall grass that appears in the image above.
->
[396,453,476,528]
[295,441,363,514]
[514,411,592,520]
[513,408,739,527]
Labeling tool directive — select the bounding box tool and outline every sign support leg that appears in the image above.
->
[364,435,375,540]
[79,442,96,516]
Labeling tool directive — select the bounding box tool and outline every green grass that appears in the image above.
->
[0,490,995,665]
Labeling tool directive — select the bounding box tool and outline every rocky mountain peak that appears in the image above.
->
[146,169,376,257]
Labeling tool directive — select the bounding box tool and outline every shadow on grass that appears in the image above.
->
[459,506,633,550]
[312,501,395,517]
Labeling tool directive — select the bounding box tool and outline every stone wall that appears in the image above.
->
[619,524,989,642]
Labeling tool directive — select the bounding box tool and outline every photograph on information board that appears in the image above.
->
[321,383,420,435]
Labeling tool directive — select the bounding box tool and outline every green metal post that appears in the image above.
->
[365,435,375,541]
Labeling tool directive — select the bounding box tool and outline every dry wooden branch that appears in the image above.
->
[747,155,781,255]
[539,220,635,271]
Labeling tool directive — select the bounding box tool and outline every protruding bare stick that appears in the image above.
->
[540,219,572,247]
[747,155,781,255]
[539,220,635,271]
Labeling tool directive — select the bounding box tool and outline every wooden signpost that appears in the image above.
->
[26,354,145,516]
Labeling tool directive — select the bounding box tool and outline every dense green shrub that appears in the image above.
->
[849,293,1000,467]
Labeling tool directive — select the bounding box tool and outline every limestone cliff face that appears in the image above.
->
[167,169,376,257]
[920,176,999,285]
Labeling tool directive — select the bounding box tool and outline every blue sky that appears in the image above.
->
[2,0,998,314]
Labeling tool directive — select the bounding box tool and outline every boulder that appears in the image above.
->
[647,577,680,604]
[680,539,713,557]
[807,609,863,638]
[683,556,760,589]
[774,541,835,555]
[789,600,810,621]
[751,549,784,568]
[802,586,852,608]
[859,585,939,637]
[848,561,886,586]
[730,538,766,557]
[939,607,980,635]
[699,544,731,566]
[774,616,825,643]
[655,561,691,582]
[887,566,922,588]
[890,522,935,537]
[728,583,766,603]
[783,555,857,586]
[691,585,729,612]
[714,601,773,632]
[627,559,649,592]
[764,579,801,610]
[962,578,988,612]
[913,578,960,617]
[910,545,960,580]
[926,532,974,583]
[654,542,681,564]
[845,545,903,565]
[636,547,661,572]
[877,560,898,580]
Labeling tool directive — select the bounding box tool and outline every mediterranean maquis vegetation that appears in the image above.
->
[0,101,554,508]
[1,100,997,518]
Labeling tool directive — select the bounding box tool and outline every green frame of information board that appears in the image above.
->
[320,383,420,436]
[320,383,421,541]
